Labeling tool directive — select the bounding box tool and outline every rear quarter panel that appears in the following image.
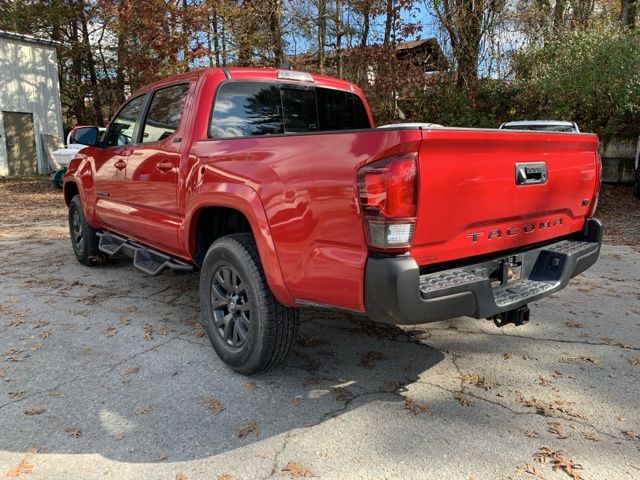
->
[189,129,422,311]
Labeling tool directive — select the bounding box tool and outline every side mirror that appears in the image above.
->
[72,126,100,146]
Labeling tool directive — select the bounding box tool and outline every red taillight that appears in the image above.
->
[357,153,418,250]
[588,152,602,217]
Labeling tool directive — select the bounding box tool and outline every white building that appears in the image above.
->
[0,30,64,176]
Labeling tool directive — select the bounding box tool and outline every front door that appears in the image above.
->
[126,83,189,253]
[93,94,146,234]
[3,112,37,175]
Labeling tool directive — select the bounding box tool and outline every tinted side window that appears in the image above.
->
[104,95,145,147]
[210,82,283,138]
[316,88,370,131]
[142,84,189,143]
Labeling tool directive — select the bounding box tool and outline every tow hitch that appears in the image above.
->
[490,305,530,327]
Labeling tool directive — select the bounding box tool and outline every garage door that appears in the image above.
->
[3,111,37,175]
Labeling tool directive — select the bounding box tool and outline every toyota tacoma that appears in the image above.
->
[63,67,602,374]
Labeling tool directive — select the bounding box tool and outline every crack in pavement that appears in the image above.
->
[418,380,628,443]
[0,334,181,410]
[263,430,291,480]
[424,326,640,351]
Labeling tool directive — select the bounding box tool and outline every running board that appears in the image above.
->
[97,231,194,276]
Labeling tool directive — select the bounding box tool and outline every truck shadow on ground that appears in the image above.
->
[0,261,445,463]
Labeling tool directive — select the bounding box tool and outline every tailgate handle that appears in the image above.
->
[516,162,547,185]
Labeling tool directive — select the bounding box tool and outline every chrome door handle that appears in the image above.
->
[155,160,173,172]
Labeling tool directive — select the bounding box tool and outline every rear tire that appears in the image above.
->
[634,165,640,198]
[199,233,299,374]
[68,195,105,266]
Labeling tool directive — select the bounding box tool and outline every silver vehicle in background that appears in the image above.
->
[499,120,580,133]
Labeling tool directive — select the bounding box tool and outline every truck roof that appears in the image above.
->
[132,67,363,98]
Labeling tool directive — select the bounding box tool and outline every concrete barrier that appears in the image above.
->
[599,137,638,183]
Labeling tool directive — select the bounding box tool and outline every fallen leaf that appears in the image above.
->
[113,433,125,441]
[331,386,353,402]
[9,390,25,399]
[24,407,45,415]
[547,421,570,439]
[156,326,170,335]
[64,427,81,438]
[460,372,497,390]
[244,382,257,392]
[516,395,584,419]
[135,406,152,415]
[516,464,546,479]
[0,368,6,378]
[503,352,512,360]
[237,420,259,440]
[404,396,428,414]
[217,474,232,480]
[538,376,552,387]
[454,394,472,407]
[601,337,634,349]
[122,367,140,384]
[143,324,154,341]
[281,461,315,477]
[533,447,583,480]
[525,430,540,438]
[290,396,303,406]
[6,457,34,477]
[357,351,387,369]
[622,430,639,441]
[104,326,118,337]
[629,357,640,366]
[202,397,225,414]
[32,320,49,329]
[581,432,600,442]
[563,320,582,328]
[39,330,51,339]
[176,473,187,480]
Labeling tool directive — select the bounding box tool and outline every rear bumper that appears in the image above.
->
[364,218,602,325]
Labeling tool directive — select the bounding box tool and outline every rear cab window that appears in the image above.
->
[209,80,371,138]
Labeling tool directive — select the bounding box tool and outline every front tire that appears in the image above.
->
[68,195,104,266]
[199,233,299,374]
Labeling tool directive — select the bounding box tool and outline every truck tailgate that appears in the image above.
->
[411,129,600,266]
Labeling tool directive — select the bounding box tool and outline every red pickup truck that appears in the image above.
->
[63,67,602,374]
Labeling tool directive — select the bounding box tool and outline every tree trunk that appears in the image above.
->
[621,0,637,28]
[360,3,370,47]
[553,0,565,31]
[269,0,284,66]
[79,2,104,126]
[115,0,127,102]
[317,0,326,71]
[383,0,394,46]
[335,0,343,77]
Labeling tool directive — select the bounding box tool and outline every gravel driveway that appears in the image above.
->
[1,179,639,479]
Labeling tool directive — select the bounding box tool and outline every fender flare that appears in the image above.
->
[62,156,96,225]
[183,183,295,307]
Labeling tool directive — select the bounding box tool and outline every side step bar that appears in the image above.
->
[97,231,194,276]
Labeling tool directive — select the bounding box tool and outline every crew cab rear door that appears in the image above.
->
[125,83,190,253]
